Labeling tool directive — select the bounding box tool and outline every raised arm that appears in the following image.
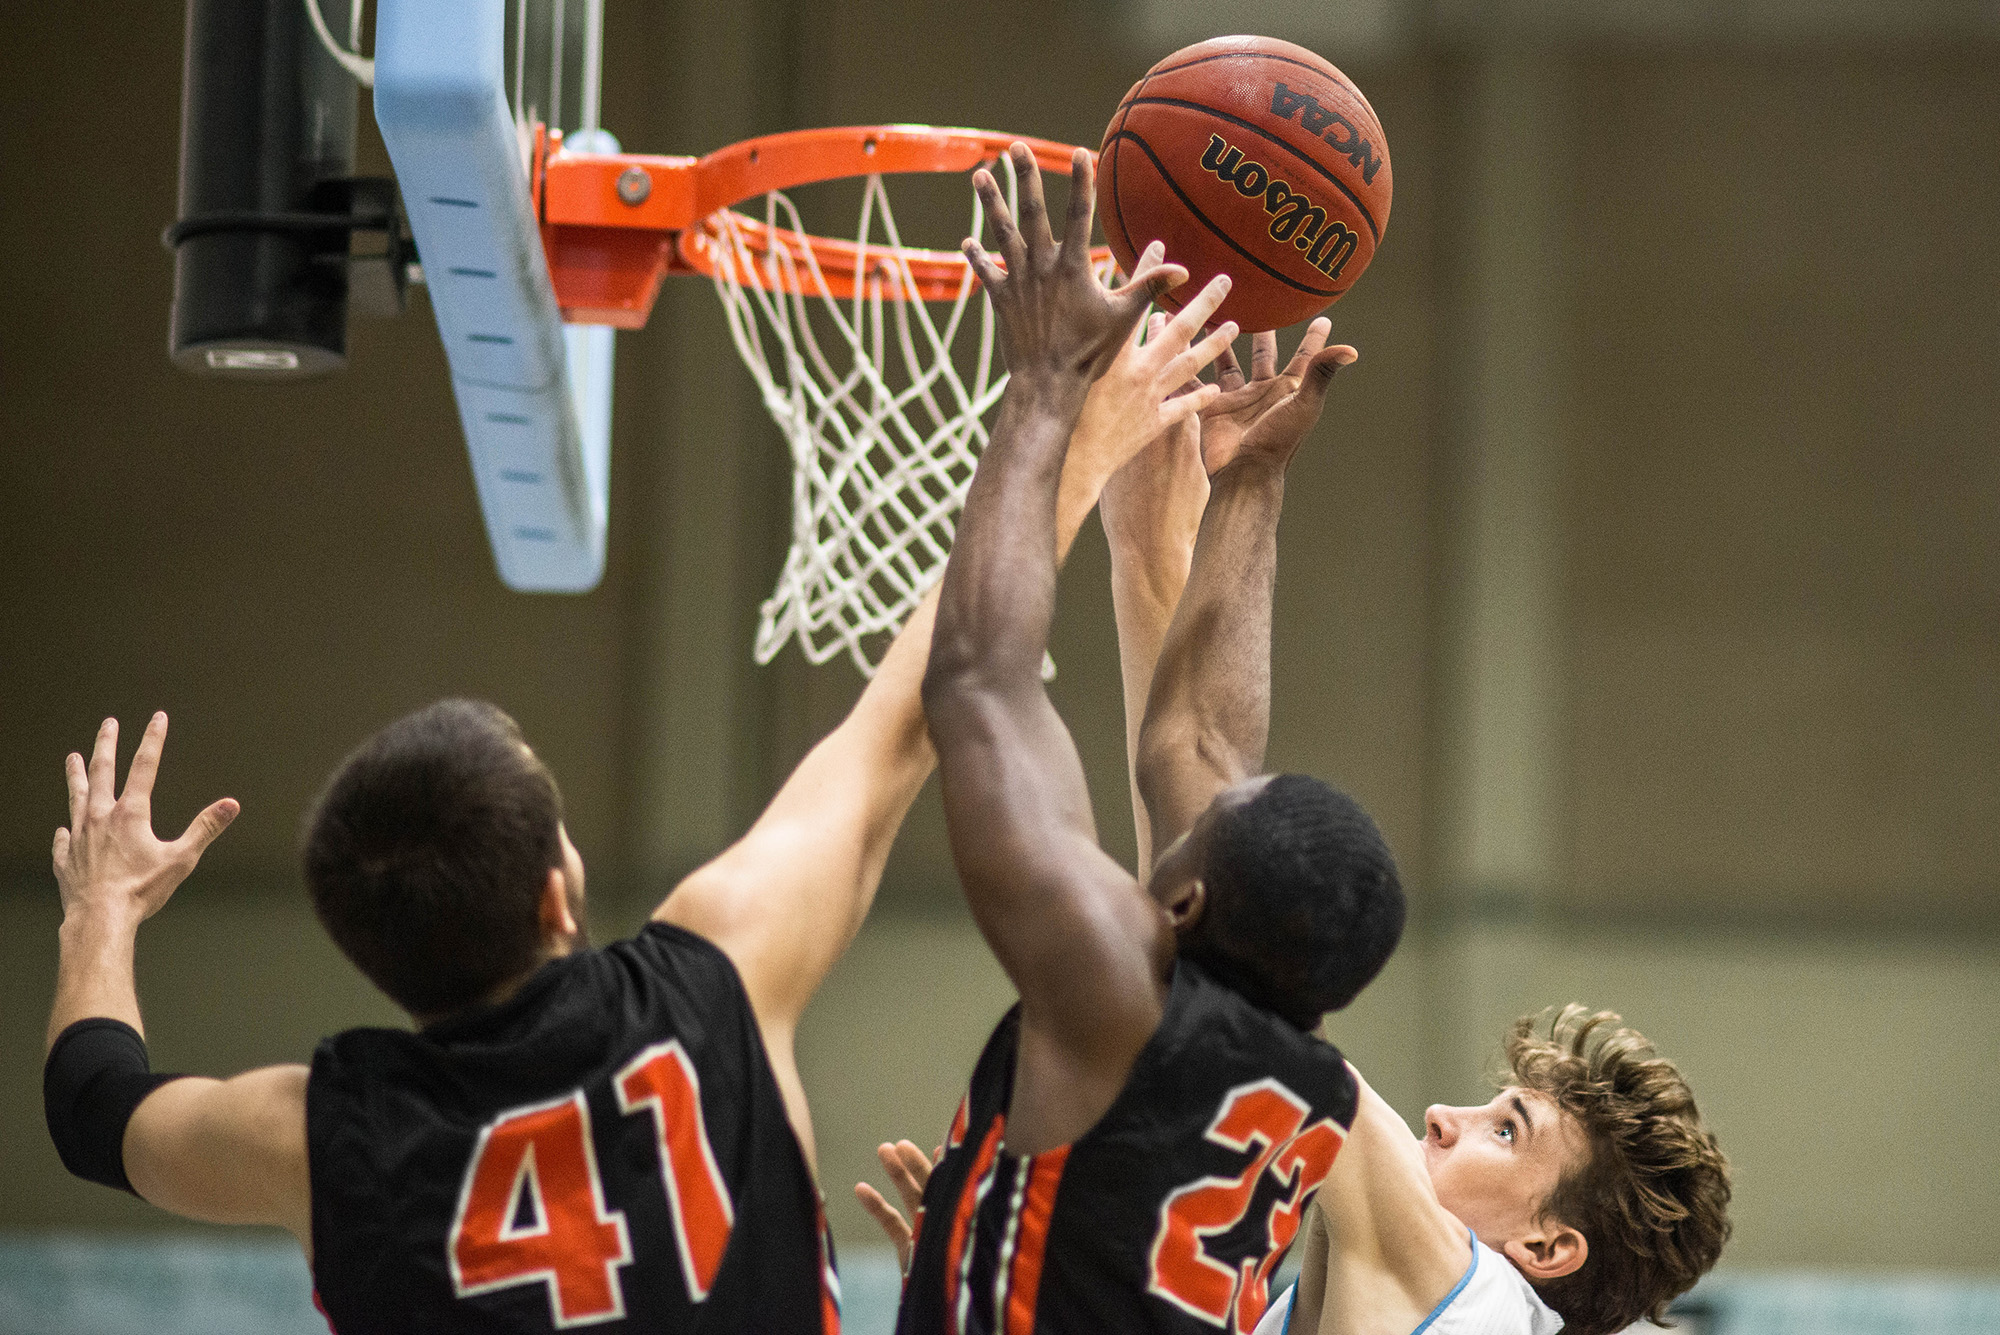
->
[653,176,1210,1162]
[1097,358,1207,877]
[1102,322,1350,872]
[654,410,1139,1005]
[1288,1067,1472,1335]
[43,715,312,1252]
[654,404,1165,1036]
[923,145,1233,1150]
[1134,327,1356,850]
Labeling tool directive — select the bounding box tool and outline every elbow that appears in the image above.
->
[923,641,1036,749]
[1134,718,1191,814]
[921,627,981,721]
[922,612,1030,717]
[1136,719,1248,815]
[923,603,1046,729]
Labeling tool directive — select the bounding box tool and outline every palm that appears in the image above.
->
[1199,375,1298,475]
[56,714,236,926]
[1197,320,1354,474]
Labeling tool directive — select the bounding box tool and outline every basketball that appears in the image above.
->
[1097,35,1393,333]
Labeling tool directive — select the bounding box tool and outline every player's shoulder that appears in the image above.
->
[311,922,752,1086]
[1431,1237,1565,1335]
[1094,959,1359,1137]
[607,918,746,995]
[1151,960,1354,1078]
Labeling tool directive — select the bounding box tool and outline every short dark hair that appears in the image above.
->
[1185,775,1404,1027]
[303,699,564,1018]
[1508,1006,1732,1335]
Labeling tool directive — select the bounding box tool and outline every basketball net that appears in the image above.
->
[702,155,1110,675]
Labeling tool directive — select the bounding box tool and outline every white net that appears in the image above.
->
[704,157,1108,675]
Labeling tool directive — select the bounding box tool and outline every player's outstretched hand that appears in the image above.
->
[964,143,1234,390]
[53,713,238,931]
[1069,283,1237,496]
[1198,318,1358,475]
[854,1139,938,1275]
[1097,313,1212,560]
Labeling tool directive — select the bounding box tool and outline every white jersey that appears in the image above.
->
[1255,1233,1563,1335]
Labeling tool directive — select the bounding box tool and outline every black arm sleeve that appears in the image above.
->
[44,1018,186,1196]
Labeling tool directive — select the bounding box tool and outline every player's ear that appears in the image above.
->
[1504,1219,1587,1282]
[538,866,579,942]
[1165,877,1207,932]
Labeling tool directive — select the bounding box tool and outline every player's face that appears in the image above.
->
[1421,1088,1584,1246]
[1146,775,1274,913]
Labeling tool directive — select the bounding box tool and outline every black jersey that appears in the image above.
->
[896,960,1357,1335]
[307,922,838,1335]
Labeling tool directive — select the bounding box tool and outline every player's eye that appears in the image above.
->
[1496,1121,1516,1144]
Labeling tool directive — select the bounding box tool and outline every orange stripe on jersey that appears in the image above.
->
[917,1093,964,1262]
[942,1116,1006,1324]
[947,1094,970,1151]
[815,1196,842,1335]
[1003,1147,1069,1335]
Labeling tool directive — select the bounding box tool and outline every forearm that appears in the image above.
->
[1107,525,1195,875]
[929,379,1091,691]
[1136,457,1286,840]
[774,401,1113,927]
[850,405,1141,784]
[1311,1071,1474,1323]
[656,421,1117,1013]
[829,593,942,903]
[782,407,1145,868]
[48,912,143,1050]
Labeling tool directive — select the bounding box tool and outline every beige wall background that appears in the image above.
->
[1,0,1994,1274]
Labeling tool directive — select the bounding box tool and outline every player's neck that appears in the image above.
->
[410,936,578,1030]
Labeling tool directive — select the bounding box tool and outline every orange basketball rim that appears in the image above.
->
[531,124,1119,327]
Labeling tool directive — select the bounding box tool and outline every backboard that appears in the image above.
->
[172,0,1106,666]
[374,0,614,593]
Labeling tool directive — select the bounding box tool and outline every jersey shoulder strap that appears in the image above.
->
[1115,959,1358,1130]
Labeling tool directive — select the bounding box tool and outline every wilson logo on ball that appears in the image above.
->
[1268,82,1384,186]
[1198,135,1358,281]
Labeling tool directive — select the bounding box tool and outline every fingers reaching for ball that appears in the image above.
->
[964,145,1198,386]
[1192,319,1356,475]
[1063,147,1096,264]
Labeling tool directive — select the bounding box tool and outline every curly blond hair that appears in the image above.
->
[1504,1006,1731,1335]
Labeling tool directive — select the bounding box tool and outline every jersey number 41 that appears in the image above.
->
[446,1041,734,1327]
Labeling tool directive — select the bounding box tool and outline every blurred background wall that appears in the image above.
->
[0,0,1994,1279]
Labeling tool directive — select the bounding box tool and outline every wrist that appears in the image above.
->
[1104,520,1195,577]
[1004,368,1093,416]
[1058,423,1115,498]
[1213,453,1288,493]
[1061,421,1117,499]
[59,904,140,946]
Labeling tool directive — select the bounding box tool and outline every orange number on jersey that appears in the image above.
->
[448,1091,634,1327]
[614,1041,736,1300]
[1234,1117,1344,1331]
[1146,1079,1346,1332]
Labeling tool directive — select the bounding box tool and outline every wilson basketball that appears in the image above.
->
[1098,36,1392,333]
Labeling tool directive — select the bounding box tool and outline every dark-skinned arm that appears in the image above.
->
[655,409,1148,1171]
[1134,334,1357,849]
[922,145,1233,1151]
